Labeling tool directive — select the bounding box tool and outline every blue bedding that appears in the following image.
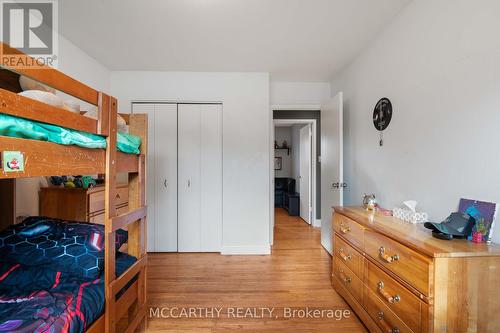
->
[0,217,129,279]
[0,218,137,333]
[0,113,142,154]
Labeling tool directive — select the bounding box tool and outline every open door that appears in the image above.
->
[299,124,312,224]
[320,92,343,254]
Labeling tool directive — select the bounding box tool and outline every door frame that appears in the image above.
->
[272,118,318,227]
[270,105,321,246]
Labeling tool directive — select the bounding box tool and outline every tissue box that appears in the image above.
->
[393,208,428,224]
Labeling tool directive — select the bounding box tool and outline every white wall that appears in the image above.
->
[274,127,292,178]
[16,36,111,217]
[331,0,500,243]
[270,81,330,106]
[58,36,111,92]
[110,71,271,254]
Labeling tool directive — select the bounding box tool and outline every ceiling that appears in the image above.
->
[58,0,410,81]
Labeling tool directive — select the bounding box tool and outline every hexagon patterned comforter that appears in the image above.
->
[0,217,136,333]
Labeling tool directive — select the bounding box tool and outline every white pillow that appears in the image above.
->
[117,114,129,133]
[84,109,129,133]
[18,90,63,109]
[19,75,56,94]
[83,108,98,120]
[62,99,81,114]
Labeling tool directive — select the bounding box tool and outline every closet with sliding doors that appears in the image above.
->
[132,103,222,253]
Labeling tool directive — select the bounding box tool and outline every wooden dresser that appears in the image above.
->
[332,206,500,333]
[40,184,129,224]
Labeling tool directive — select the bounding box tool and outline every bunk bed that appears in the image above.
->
[0,42,147,333]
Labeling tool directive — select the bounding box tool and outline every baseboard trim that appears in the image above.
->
[221,245,271,255]
[313,219,321,228]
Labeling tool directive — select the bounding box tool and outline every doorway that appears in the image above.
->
[271,93,343,254]
[273,119,317,227]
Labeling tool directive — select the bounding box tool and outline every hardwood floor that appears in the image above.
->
[145,208,366,332]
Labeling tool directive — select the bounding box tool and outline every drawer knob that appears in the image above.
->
[377,310,400,333]
[339,223,350,234]
[377,281,401,304]
[339,269,352,284]
[339,247,352,261]
[379,246,399,263]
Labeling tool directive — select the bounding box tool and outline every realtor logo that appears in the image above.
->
[0,0,58,67]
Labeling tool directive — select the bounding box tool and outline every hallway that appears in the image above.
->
[146,208,366,332]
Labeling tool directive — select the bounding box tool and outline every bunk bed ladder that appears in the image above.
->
[102,93,148,333]
[125,114,148,333]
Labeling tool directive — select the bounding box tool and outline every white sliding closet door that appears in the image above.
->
[178,104,222,252]
[154,104,178,252]
[132,103,178,252]
[178,105,202,252]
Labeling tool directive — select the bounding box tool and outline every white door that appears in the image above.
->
[154,104,178,252]
[321,92,344,254]
[299,124,312,224]
[178,104,202,252]
[178,104,222,252]
[132,103,178,252]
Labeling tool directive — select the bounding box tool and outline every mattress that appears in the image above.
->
[0,113,141,154]
[0,217,137,333]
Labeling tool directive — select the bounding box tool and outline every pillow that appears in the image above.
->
[18,90,63,109]
[117,114,129,133]
[82,107,98,120]
[19,75,56,94]
[84,109,129,133]
[62,99,81,114]
[0,217,128,279]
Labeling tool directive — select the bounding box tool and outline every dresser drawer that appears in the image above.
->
[333,257,363,304]
[366,260,422,333]
[115,187,129,207]
[89,187,129,214]
[89,205,129,225]
[89,190,105,214]
[364,230,431,296]
[89,212,105,225]
[333,213,365,249]
[364,286,413,333]
[334,234,364,279]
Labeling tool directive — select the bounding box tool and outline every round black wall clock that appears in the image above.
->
[373,97,392,146]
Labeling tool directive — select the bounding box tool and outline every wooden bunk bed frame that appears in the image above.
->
[0,42,147,333]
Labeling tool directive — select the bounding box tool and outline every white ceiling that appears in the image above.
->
[59,0,410,81]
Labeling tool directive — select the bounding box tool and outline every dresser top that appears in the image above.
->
[333,206,500,258]
[41,183,128,194]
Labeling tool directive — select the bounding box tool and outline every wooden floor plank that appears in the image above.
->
[145,208,367,332]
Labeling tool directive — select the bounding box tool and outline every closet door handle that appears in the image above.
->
[188,180,191,188]
[163,179,167,188]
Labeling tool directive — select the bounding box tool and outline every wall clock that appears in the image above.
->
[373,97,392,146]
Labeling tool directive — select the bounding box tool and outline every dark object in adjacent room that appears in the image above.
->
[274,178,299,216]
